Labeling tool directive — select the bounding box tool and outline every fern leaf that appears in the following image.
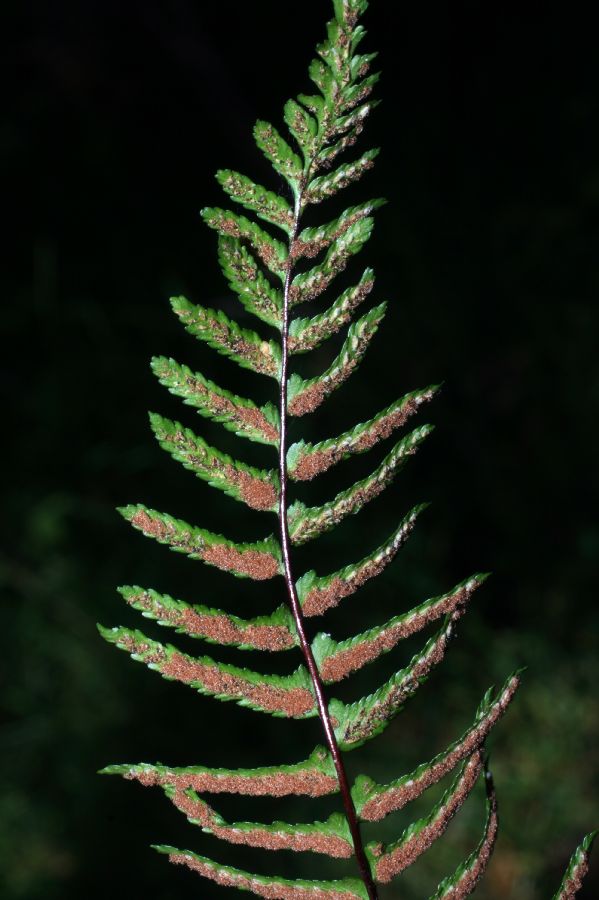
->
[332,616,458,749]
[103,3,592,897]
[288,386,438,480]
[151,356,279,446]
[367,752,484,883]
[98,626,315,718]
[117,587,296,652]
[254,120,304,193]
[154,846,369,900]
[428,765,498,899]
[288,270,375,355]
[288,426,433,545]
[316,120,371,170]
[313,575,487,683]
[100,746,338,798]
[288,304,386,416]
[149,413,279,512]
[119,504,281,580]
[215,169,294,236]
[305,149,379,204]
[283,99,319,162]
[218,236,283,329]
[289,217,376,307]
[353,673,520,821]
[202,207,288,277]
[296,505,426,617]
[552,831,597,900]
[171,296,281,378]
[165,789,354,858]
[293,200,384,261]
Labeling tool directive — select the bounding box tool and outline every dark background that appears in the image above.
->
[3,1,597,898]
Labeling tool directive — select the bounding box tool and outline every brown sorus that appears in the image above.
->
[202,544,280,581]
[127,766,338,799]
[126,591,294,652]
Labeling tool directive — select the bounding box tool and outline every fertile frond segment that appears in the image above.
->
[428,765,498,900]
[332,616,458,750]
[288,305,386,416]
[306,149,380,205]
[101,746,339,798]
[98,625,315,718]
[171,296,281,378]
[296,505,426,617]
[367,752,484,883]
[289,216,376,307]
[218,237,283,329]
[117,587,296,652]
[151,356,279,446]
[120,504,281,580]
[294,202,384,262]
[313,575,486,683]
[288,270,375,355]
[254,120,304,196]
[353,673,520,821]
[216,169,294,236]
[202,207,288,277]
[552,832,597,900]
[166,788,354,858]
[288,426,433,545]
[149,413,279,512]
[155,846,369,900]
[288,386,438,481]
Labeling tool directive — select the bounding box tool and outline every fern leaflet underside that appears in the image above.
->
[100,1,595,897]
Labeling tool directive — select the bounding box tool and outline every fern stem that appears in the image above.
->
[278,192,379,900]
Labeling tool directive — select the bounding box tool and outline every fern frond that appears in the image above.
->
[120,504,281,580]
[296,505,426,617]
[288,426,433,545]
[98,625,315,718]
[288,386,438,480]
[171,296,281,378]
[151,356,279,445]
[100,746,338,798]
[103,2,593,897]
[154,846,369,900]
[288,304,386,416]
[117,586,296,652]
[149,412,279,512]
[367,752,484,883]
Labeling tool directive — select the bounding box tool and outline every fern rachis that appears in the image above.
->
[100,1,596,897]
